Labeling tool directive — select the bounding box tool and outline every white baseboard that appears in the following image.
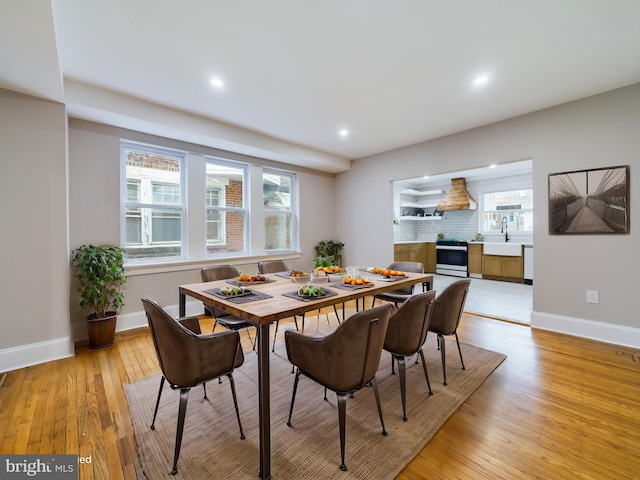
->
[531,311,640,349]
[0,337,74,373]
[1,301,205,372]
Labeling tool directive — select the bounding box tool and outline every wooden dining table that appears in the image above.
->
[178,270,433,480]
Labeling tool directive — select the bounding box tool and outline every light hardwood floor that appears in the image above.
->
[1,301,638,479]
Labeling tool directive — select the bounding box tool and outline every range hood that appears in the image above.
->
[436,177,477,210]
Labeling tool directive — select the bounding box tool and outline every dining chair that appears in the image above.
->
[141,298,245,475]
[371,261,427,308]
[285,303,393,472]
[201,265,256,350]
[428,278,471,386]
[383,290,437,421]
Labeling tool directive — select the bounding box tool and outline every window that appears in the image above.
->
[121,143,185,261]
[205,159,247,255]
[263,169,296,251]
[483,189,533,233]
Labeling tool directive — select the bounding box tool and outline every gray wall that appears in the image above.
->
[335,84,639,347]
[0,89,71,365]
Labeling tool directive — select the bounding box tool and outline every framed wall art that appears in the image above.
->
[548,165,629,234]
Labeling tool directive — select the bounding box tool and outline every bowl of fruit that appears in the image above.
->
[290,270,311,284]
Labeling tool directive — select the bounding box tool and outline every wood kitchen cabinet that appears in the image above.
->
[425,242,436,272]
[482,248,524,283]
[467,243,483,277]
[394,243,427,267]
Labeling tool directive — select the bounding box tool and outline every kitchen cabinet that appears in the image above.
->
[425,242,436,273]
[467,243,482,277]
[482,247,524,283]
[394,243,427,267]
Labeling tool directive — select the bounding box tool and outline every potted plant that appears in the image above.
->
[314,240,345,267]
[72,245,126,348]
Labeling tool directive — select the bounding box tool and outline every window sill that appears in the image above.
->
[125,252,302,277]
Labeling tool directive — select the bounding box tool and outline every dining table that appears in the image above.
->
[178,269,433,479]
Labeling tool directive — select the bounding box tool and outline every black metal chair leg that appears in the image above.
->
[396,356,408,422]
[287,369,301,426]
[418,349,433,395]
[455,333,466,370]
[150,376,165,430]
[371,376,388,436]
[171,388,190,475]
[226,373,245,439]
[202,382,207,399]
[439,334,448,386]
[272,320,280,352]
[337,392,348,471]
[391,354,396,374]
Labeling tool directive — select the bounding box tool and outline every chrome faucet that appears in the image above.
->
[501,216,509,242]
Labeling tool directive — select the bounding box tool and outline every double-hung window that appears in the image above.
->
[263,169,297,252]
[121,142,185,261]
[482,189,533,233]
[205,159,248,256]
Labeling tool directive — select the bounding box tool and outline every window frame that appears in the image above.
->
[481,188,533,235]
[263,168,298,253]
[120,141,187,264]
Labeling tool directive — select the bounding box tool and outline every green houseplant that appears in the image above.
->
[314,240,345,267]
[72,245,126,348]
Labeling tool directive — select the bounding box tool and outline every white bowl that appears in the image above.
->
[291,275,311,284]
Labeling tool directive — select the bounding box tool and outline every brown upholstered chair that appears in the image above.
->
[201,265,256,350]
[141,298,245,475]
[383,290,437,421]
[371,261,428,308]
[428,279,471,386]
[285,303,393,472]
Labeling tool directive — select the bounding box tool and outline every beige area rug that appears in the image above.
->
[124,314,506,479]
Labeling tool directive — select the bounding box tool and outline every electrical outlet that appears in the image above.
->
[586,290,599,304]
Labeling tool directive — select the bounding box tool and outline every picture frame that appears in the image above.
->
[548,165,629,234]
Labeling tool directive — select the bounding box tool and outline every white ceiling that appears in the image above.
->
[1,1,639,172]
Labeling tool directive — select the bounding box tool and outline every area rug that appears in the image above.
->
[124,315,506,479]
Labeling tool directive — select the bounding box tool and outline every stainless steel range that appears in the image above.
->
[436,239,468,277]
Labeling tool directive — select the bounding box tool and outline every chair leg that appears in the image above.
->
[454,332,466,370]
[150,376,165,430]
[337,392,348,471]
[272,320,280,352]
[171,388,190,475]
[245,327,256,351]
[333,304,341,323]
[439,334,448,386]
[371,376,388,436]
[202,383,207,399]
[418,348,433,396]
[391,354,395,374]
[226,373,245,439]
[287,369,301,427]
[396,356,408,422]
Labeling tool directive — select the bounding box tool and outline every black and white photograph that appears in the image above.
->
[548,165,629,234]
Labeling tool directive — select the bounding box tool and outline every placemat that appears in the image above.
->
[226,278,277,286]
[203,288,274,304]
[333,282,376,291]
[282,288,339,302]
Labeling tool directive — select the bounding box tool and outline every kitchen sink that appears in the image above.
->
[483,243,523,256]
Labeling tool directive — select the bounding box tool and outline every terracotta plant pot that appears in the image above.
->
[87,312,117,348]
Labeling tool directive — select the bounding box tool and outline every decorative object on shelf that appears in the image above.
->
[548,165,629,234]
[72,245,127,348]
[314,240,344,267]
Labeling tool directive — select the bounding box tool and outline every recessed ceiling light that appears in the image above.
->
[473,74,490,87]
[210,77,224,88]
[339,129,349,137]
[423,175,429,179]
[489,164,497,168]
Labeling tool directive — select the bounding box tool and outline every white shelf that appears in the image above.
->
[400,202,438,208]
[400,189,444,196]
[400,215,442,221]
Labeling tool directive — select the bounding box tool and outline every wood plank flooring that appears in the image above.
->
[1,301,638,479]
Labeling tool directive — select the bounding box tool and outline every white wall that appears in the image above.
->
[336,84,639,347]
[0,89,72,370]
